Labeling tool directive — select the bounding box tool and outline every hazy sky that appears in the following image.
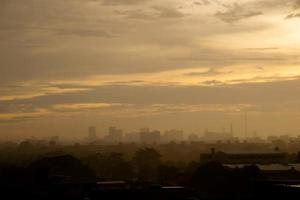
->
[1,0,300,140]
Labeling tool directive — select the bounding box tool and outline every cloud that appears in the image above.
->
[286,12,300,19]
[55,28,114,37]
[0,108,51,122]
[194,0,211,6]
[285,0,300,19]
[243,47,280,51]
[0,87,91,102]
[3,76,300,108]
[126,103,251,117]
[1,0,300,135]
[114,9,156,20]
[292,0,300,9]
[152,6,186,18]
[274,0,300,19]
[1,0,299,88]
[3,77,300,138]
[101,0,151,5]
[52,102,127,111]
[215,3,263,23]
[114,6,186,21]
[184,68,233,77]
[200,80,224,85]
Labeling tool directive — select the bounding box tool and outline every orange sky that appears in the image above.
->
[1,0,300,140]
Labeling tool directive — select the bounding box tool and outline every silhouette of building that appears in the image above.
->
[88,126,97,142]
[188,134,200,142]
[103,126,123,144]
[162,130,183,143]
[202,130,234,142]
[200,149,288,164]
[49,136,60,146]
[140,128,161,144]
[123,132,140,143]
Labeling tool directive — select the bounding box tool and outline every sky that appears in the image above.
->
[1,0,300,140]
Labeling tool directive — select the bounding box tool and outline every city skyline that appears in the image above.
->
[3,1,300,199]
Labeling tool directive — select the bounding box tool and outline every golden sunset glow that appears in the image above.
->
[2,0,300,140]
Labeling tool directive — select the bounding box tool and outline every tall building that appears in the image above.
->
[140,128,161,144]
[188,134,200,142]
[49,136,60,146]
[202,130,234,142]
[162,129,184,143]
[123,132,140,143]
[200,150,288,164]
[104,126,123,144]
[88,126,97,142]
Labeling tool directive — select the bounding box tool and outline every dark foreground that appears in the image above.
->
[2,179,300,200]
[2,145,300,199]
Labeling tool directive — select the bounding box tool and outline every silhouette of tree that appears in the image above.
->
[297,151,300,163]
[29,154,97,184]
[19,141,34,150]
[133,148,161,181]
[84,152,133,181]
[158,164,180,185]
[191,161,230,192]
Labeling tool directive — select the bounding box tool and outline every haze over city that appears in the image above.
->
[4,1,300,199]
[2,0,300,140]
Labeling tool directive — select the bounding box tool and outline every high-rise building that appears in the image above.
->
[123,132,140,143]
[104,126,123,144]
[88,126,97,142]
[140,128,161,144]
[202,130,234,142]
[162,130,184,143]
[188,134,200,142]
[49,136,60,146]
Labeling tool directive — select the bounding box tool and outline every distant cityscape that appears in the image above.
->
[10,125,300,148]
[84,125,300,146]
[3,125,300,200]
